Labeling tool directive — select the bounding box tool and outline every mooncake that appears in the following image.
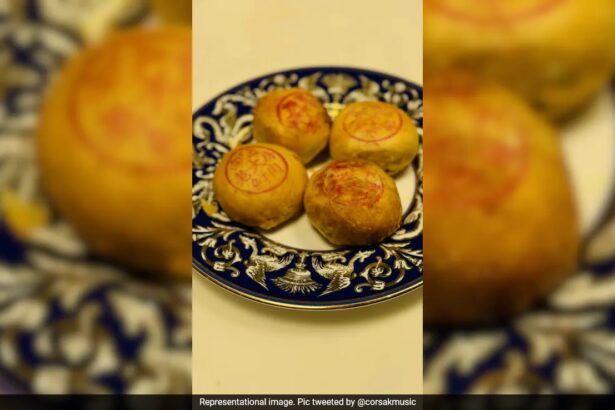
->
[37,27,191,278]
[213,143,308,230]
[424,75,580,324]
[252,88,330,164]
[330,101,419,175]
[304,159,402,246]
[424,0,615,120]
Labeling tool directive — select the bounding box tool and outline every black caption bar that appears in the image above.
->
[195,395,420,409]
[0,395,615,410]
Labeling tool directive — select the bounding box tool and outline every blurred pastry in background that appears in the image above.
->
[150,0,191,25]
[36,27,191,279]
[424,0,615,121]
[253,88,331,164]
[330,101,419,175]
[424,74,580,324]
[213,143,308,230]
[304,159,402,246]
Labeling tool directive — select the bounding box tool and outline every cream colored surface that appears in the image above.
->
[193,0,423,394]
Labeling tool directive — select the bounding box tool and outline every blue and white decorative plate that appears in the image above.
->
[192,67,423,310]
[424,89,615,394]
[0,0,190,394]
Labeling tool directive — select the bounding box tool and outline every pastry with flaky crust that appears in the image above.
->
[424,75,580,324]
[252,88,331,164]
[424,0,615,120]
[304,159,402,246]
[214,143,308,230]
[330,101,419,175]
[37,28,191,279]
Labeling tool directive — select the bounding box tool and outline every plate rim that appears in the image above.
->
[192,65,424,310]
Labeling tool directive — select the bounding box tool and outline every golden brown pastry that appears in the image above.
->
[304,159,402,246]
[37,27,191,279]
[214,143,308,229]
[330,101,419,175]
[150,0,191,25]
[424,0,615,120]
[424,75,580,324]
[252,88,330,164]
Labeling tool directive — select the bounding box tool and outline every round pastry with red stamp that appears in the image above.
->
[252,88,331,164]
[329,101,419,175]
[424,0,615,120]
[37,27,191,279]
[423,75,581,324]
[304,159,402,246]
[213,143,308,230]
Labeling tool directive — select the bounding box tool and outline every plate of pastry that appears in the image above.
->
[192,67,423,309]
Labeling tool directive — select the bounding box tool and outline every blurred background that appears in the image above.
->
[423,0,615,394]
[4,0,615,396]
[0,0,191,394]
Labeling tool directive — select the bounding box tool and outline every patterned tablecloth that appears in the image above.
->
[0,0,191,394]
